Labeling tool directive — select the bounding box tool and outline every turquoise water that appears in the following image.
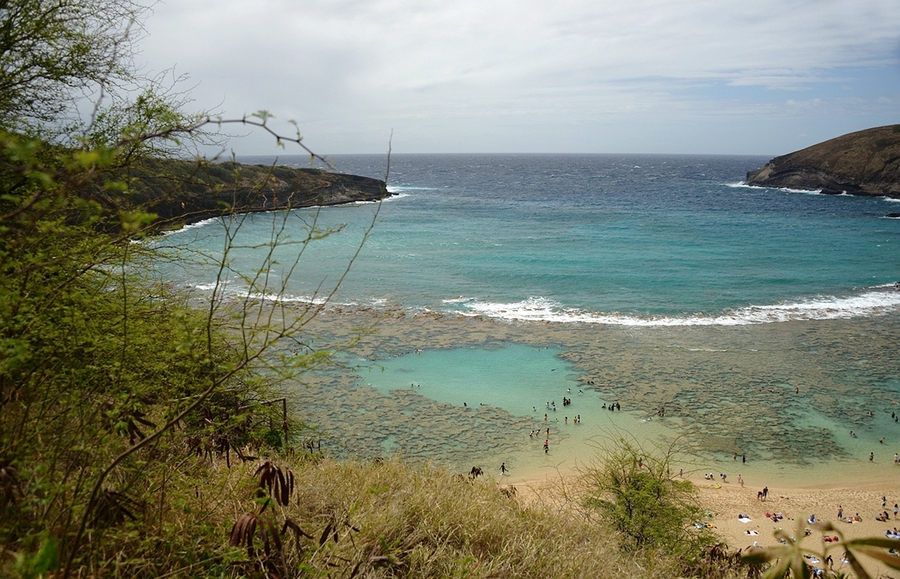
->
[158,154,900,324]
[152,154,900,480]
[360,345,578,412]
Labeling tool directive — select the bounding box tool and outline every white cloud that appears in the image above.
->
[139,0,900,155]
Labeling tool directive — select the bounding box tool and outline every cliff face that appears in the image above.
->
[128,160,391,229]
[745,125,900,198]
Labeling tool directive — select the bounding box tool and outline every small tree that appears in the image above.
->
[581,436,715,561]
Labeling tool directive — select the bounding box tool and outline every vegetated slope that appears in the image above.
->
[127,159,390,229]
[745,125,900,198]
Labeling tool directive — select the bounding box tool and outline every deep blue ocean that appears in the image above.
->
[157,154,900,325]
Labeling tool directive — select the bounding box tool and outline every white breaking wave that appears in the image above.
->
[181,281,900,327]
[459,290,900,326]
[183,280,332,306]
[381,190,410,199]
[385,185,443,193]
[730,182,824,195]
[442,296,475,304]
[161,216,223,235]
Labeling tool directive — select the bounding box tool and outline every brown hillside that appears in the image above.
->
[745,125,900,198]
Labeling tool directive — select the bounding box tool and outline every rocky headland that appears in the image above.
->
[745,125,900,199]
[128,159,391,230]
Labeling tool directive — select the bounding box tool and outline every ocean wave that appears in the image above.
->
[161,216,223,235]
[731,182,824,195]
[457,290,900,326]
[382,190,410,199]
[182,281,333,306]
[179,280,900,327]
[386,185,443,193]
[442,296,474,304]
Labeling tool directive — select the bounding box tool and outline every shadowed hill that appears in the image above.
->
[126,159,391,230]
[745,125,900,198]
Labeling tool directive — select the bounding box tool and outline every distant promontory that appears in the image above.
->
[129,160,391,230]
[745,125,900,199]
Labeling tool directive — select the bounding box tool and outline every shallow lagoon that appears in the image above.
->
[287,306,900,488]
[360,344,577,414]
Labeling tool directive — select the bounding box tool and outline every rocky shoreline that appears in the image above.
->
[129,159,391,230]
[745,125,900,199]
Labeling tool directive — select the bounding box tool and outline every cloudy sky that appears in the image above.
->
[138,0,900,156]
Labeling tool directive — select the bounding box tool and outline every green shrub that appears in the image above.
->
[580,436,717,563]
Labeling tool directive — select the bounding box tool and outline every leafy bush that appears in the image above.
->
[580,436,718,563]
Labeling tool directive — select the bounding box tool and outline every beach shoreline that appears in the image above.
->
[505,469,900,575]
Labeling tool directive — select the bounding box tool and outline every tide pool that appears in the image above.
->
[353,343,685,481]
[359,344,579,415]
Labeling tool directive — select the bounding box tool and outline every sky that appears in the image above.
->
[138,0,900,157]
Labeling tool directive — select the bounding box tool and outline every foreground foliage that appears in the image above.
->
[580,436,716,561]
[8,451,754,579]
[0,5,336,578]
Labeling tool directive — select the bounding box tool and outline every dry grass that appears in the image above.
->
[2,451,750,578]
[232,455,729,579]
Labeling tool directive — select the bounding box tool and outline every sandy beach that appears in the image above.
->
[508,471,900,575]
[695,477,900,577]
[692,478,900,549]
[694,478,900,576]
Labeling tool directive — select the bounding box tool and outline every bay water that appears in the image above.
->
[154,154,900,486]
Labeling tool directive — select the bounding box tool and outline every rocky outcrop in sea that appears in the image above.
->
[745,125,900,199]
[128,159,391,230]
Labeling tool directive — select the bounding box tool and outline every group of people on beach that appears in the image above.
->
[529,428,551,439]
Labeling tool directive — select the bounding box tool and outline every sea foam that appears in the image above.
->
[459,288,900,326]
